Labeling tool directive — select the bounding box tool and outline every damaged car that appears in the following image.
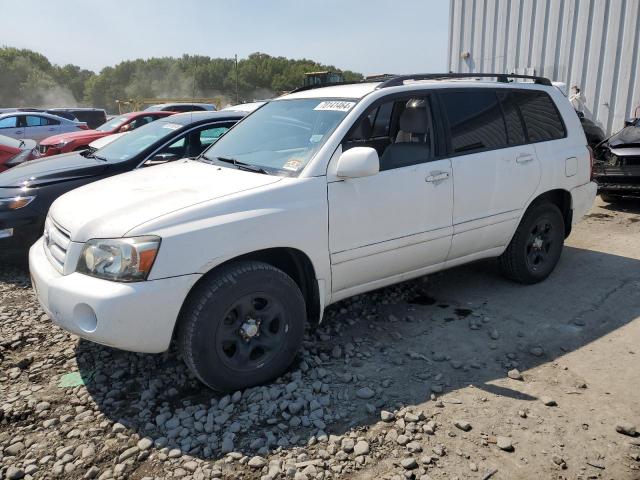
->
[593,117,640,202]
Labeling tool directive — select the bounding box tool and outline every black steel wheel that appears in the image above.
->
[499,201,565,284]
[178,261,306,391]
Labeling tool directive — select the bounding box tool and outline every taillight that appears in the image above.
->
[587,146,594,181]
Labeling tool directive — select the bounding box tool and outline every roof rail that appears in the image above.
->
[376,73,553,88]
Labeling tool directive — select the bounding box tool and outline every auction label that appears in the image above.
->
[314,101,355,112]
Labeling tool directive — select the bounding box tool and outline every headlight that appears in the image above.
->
[76,236,161,282]
[50,140,71,149]
[0,196,36,211]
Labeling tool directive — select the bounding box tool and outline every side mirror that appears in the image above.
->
[145,152,179,165]
[118,124,131,133]
[576,110,585,119]
[624,118,638,127]
[336,147,379,178]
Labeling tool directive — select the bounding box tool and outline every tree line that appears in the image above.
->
[0,47,362,113]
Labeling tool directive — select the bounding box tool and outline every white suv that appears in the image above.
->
[29,73,597,391]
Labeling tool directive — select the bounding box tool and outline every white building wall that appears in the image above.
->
[448,0,640,134]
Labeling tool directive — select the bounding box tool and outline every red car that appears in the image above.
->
[0,135,37,172]
[37,111,175,157]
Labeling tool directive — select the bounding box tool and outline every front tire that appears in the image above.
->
[178,261,306,391]
[499,202,565,284]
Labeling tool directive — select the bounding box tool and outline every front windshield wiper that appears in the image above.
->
[214,156,270,175]
[83,150,108,161]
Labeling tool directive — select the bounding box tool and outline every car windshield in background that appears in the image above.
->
[95,114,130,132]
[203,98,355,175]
[93,120,182,162]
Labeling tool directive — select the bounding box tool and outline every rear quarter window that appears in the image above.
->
[513,90,566,142]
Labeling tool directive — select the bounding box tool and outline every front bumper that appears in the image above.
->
[0,212,43,251]
[29,238,200,353]
[570,181,598,223]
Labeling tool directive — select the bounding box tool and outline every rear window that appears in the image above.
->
[513,91,566,142]
[440,90,507,153]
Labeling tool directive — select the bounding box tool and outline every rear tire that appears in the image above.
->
[600,193,621,203]
[178,260,306,391]
[499,202,565,284]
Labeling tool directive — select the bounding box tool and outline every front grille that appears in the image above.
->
[38,145,48,155]
[43,217,70,273]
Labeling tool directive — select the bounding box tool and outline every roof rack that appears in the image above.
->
[376,73,553,88]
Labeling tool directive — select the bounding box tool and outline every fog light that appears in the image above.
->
[74,303,97,333]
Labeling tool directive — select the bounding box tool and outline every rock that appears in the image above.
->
[469,462,478,472]
[406,441,423,453]
[221,437,234,453]
[137,437,153,451]
[454,419,472,432]
[432,444,446,457]
[507,369,523,380]
[615,423,637,437]
[489,328,500,340]
[404,412,420,423]
[356,387,375,399]
[5,442,25,456]
[5,467,25,480]
[518,410,528,418]
[118,446,139,462]
[354,440,370,456]
[183,461,198,472]
[496,436,514,452]
[396,434,409,445]
[112,422,126,433]
[380,410,395,422]
[541,396,557,406]
[529,346,544,357]
[401,458,418,470]
[341,437,355,452]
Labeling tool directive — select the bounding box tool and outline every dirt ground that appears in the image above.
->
[1,197,639,480]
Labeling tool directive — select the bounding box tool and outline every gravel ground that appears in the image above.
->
[1,197,639,480]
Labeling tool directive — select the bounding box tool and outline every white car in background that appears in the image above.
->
[0,112,87,142]
[87,132,128,150]
[30,73,597,392]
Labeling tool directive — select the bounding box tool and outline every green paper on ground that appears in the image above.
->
[58,371,88,388]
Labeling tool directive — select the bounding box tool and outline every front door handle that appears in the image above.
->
[425,171,450,184]
[15,130,23,134]
[516,153,535,164]
[48,128,56,131]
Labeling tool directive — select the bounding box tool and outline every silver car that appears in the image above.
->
[0,112,87,142]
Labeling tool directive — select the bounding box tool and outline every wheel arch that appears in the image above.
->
[526,189,573,238]
[174,247,322,341]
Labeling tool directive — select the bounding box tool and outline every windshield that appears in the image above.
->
[203,98,355,175]
[94,119,183,162]
[96,114,130,132]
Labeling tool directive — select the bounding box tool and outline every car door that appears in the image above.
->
[438,89,541,260]
[25,115,59,142]
[328,95,453,296]
[0,115,24,140]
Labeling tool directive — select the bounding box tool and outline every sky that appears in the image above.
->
[0,0,450,75]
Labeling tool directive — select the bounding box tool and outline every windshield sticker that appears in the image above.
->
[313,101,355,112]
[282,158,303,171]
[309,134,324,143]
[162,123,182,130]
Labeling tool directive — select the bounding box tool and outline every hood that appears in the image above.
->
[0,151,107,188]
[608,126,640,149]
[49,159,282,242]
[40,129,104,145]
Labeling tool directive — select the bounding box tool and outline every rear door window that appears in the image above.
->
[513,91,566,142]
[440,90,508,153]
[497,91,526,145]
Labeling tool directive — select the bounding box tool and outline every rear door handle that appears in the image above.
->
[48,128,56,131]
[425,171,450,184]
[516,153,535,164]
[15,130,23,134]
